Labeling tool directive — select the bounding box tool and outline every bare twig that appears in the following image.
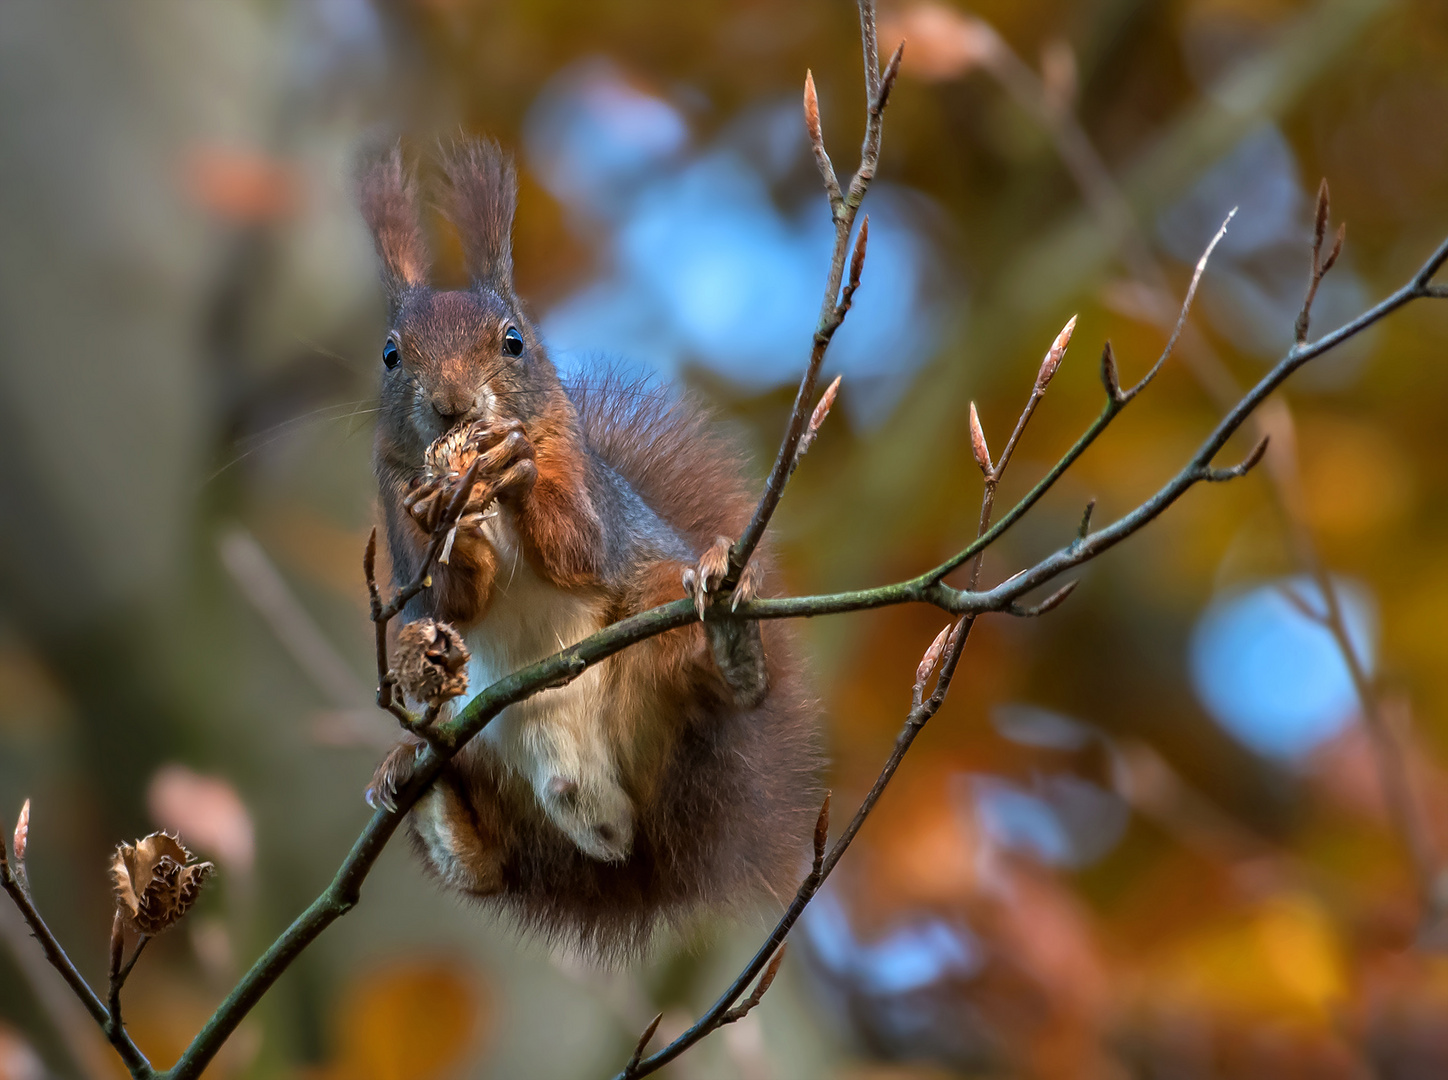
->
[623,1012,663,1078]
[966,315,1077,588]
[1295,179,1346,345]
[369,453,487,730]
[12,6,1448,1077]
[218,527,371,710]
[999,314,1076,472]
[1119,210,1235,404]
[802,71,842,211]
[726,0,901,591]
[0,900,115,1080]
[1074,498,1096,549]
[0,811,155,1078]
[930,211,1234,586]
[719,945,787,1025]
[1198,434,1270,482]
[29,196,1448,1080]
[967,26,1443,909]
[615,301,1083,1076]
[1324,571,1436,911]
[812,793,832,873]
[614,617,972,1079]
[1100,342,1122,403]
[106,914,149,1044]
[1006,579,1080,618]
[790,375,842,478]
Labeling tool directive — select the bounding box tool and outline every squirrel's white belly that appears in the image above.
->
[450,507,634,862]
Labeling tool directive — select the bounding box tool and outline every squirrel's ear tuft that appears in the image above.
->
[440,137,517,295]
[359,144,430,303]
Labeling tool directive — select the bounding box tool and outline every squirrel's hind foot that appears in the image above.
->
[365,737,427,812]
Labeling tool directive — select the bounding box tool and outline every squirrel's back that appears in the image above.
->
[567,373,756,550]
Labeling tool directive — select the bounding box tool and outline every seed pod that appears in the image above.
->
[111,832,214,936]
[395,620,471,705]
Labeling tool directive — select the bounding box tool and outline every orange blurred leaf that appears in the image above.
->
[148,764,255,876]
[180,145,301,223]
[878,4,1001,82]
[329,960,485,1080]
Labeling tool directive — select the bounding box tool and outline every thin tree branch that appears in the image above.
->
[1197,434,1270,482]
[1120,209,1236,404]
[0,899,115,1080]
[218,528,371,710]
[718,945,787,1025]
[1292,518,1439,913]
[623,1012,663,1077]
[1,825,155,1078]
[105,916,149,1045]
[47,224,1448,1080]
[970,25,1445,917]
[13,14,1448,1078]
[925,203,1236,588]
[726,0,901,591]
[1295,179,1346,345]
[789,375,842,480]
[967,315,1077,588]
[614,617,972,1079]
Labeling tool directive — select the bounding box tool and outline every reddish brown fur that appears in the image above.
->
[361,140,821,959]
[514,403,605,588]
[568,376,758,547]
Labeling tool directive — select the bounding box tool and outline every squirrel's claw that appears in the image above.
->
[731,562,760,612]
[683,536,759,617]
[367,738,425,814]
[404,479,447,531]
[681,539,769,707]
[683,536,733,619]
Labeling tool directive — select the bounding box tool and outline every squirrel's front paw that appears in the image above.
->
[682,538,769,708]
[403,478,449,532]
[461,418,537,506]
[681,536,761,617]
[412,420,538,533]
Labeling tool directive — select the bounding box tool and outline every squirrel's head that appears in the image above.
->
[360,139,563,469]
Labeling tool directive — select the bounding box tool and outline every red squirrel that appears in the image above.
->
[360,140,821,957]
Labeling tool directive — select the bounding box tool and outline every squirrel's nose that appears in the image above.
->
[430,390,483,426]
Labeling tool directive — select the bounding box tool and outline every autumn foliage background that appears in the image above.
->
[4,0,1448,1077]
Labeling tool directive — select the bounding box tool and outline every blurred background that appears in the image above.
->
[3,0,1448,1076]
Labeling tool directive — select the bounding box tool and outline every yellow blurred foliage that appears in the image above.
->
[313,959,485,1080]
[1150,893,1347,1022]
[1298,415,1414,537]
[0,633,72,737]
[261,504,375,608]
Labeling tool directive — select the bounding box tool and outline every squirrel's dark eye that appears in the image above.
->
[382,339,400,370]
[503,326,525,358]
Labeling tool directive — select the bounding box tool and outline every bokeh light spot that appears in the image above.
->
[1189,575,1375,761]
